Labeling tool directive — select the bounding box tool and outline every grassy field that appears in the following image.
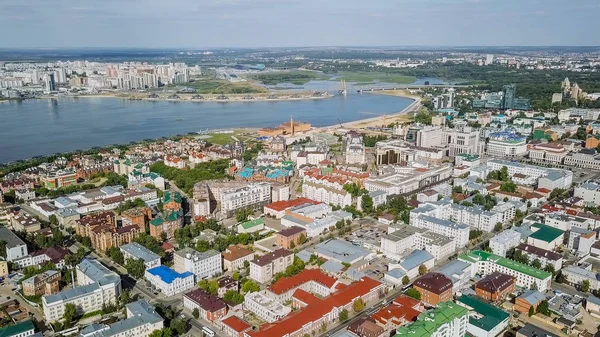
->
[334,71,417,84]
[186,78,267,94]
[200,133,234,145]
[247,70,331,85]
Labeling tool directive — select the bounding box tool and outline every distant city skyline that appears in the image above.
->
[2,0,600,48]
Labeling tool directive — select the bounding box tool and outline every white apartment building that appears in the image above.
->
[220,183,271,216]
[562,266,600,291]
[416,126,444,148]
[244,292,291,323]
[381,225,455,261]
[412,215,469,249]
[43,259,121,322]
[364,164,453,196]
[144,266,195,297]
[296,151,327,166]
[489,230,521,257]
[575,182,600,206]
[516,244,563,270]
[0,227,28,262]
[565,152,600,170]
[173,248,222,281]
[544,213,592,231]
[79,300,164,337]
[486,159,573,189]
[459,251,552,291]
[345,131,366,165]
[301,176,352,208]
[120,243,161,269]
[282,210,352,237]
[250,249,294,284]
[529,143,569,166]
[486,131,527,158]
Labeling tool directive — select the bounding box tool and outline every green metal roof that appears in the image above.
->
[150,217,164,226]
[163,191,182,204]
[457,295,509,332]
[459,250,551,280]
[394,302,469,337]
[0,320,35,337]
[529,223,564,243]
[241,218,264,230]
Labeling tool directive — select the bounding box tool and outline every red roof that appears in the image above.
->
[291,289,321,306]
[161,242,175,251]
[371,302,420,326]
[221,316,251,333]
[535,188,551,194]
[264,198,321,212]
[268,269,337,295]
[249,277,382,337]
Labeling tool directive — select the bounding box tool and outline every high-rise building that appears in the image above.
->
[31,70,40,85]
[502,84,516,109]
[485,54,494,65]
[45,73,56,92]
[55,68,67,83]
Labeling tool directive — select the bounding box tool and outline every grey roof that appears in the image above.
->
[419,215,469,230]
[281,215,311,226]
[344,269,367,281]
[386,268,406,279]
[296,250,312,263]
[79,300,162,337]
[587,295,600,306]
[517,324,559,337]
[320,260,344,274]
[400,250,434,271]
[56,207,79,217]
[383,225,427,242]
[570,227,593,235]
[22,270,59,287]
[436,260,471,281]
[77,259,121,286]
[174,248,220,260]
[0,227,26,248]
[511,224,534,240]
[120,243,160,263]
[369,190,387,198]
[563,265,600,281]
[44,283,101,305]
[100,186,117,195]
[518,290,545,305]
[314,239,370,264]
[55,197,76,207]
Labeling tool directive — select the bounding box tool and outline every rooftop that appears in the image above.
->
[221,316,251,333]
[517,323,559,337]
[457,295,509,332]
[264,197,321,211]
[277,226,306,238]
[120,243,161,263]
[516,243,562,261]
[0,320,34,337]
[394,301,469,337]
[0,227,26,248]
[414,272,452,294]
[268,269,337,295]
[314,239,371,264]
[529,223,565,243]
[146,266,193,284]
[183,289,227,312]
[475,272,515,294]
[240,218,264,230]
[400,250,434,272]
[222,245,254,262]
[517,290,546,305]
[252,248,293,267]
[459,250,551,280]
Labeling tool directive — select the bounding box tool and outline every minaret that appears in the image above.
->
[290,115,294,135]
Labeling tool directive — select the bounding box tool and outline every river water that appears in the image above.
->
[0,89,413,163]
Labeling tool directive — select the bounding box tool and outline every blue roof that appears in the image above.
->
[146,266,193,284]
[587,295,600,306]
[400,250,434,271]
[296,250,312,262]
[386,268,406,279]
[314,239,370,264]
[518,290,545,305]
[320,260,344,274]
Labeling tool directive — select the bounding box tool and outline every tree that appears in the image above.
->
[289,240,296,249]
[120,290,132,305]
[544,265,555,275]
[223,290,245,304]
[170,319,187,336]
[125,258,146,279]
[49,214,58,226]
[418,264,427,276]
[192,308,199,319]
[298,233,307,245]
[198,279,219,295]
[232,271,241,281]
[500,181,517,193]
[242,280,260,293]
[338,309,349,322]
[531,259,542,269]
[469,229,483,241]
[494,223,503,232]
[582,280,590,293]
[536,300,550,316]
[530,282,538,290]
[528,306,534,317]
[402,276,410,285]
[361,194,374,214]
[106,246,124,265]
[555,270,567,283]
[405,288,421,300]
[63,303,77,325]
[352,298,365,313]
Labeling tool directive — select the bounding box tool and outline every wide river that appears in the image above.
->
[0,90,413,164]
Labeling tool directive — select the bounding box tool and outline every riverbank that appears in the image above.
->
[40,91,333,103]
[317,90,420,131]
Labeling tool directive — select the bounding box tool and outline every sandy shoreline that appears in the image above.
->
[317,90,421,131]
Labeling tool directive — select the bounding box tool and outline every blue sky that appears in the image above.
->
[2,0,599,48]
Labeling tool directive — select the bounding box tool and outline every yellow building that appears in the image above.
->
[0,261,8,277]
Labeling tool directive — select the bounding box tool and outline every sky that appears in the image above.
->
[2,0,600,48]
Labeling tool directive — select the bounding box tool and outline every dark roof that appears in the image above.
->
[476,272,515,294]
[347,317,384,337]
[31,247,70,263]
[183,289,227,312]
[413,272,452,294]
[517,323,559,337]
[277,226,306,238]
[516,243,562,261]
[218,276,238,288]
[251,248,293,267]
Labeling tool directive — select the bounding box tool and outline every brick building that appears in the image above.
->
[22,270,60,296]
[413,272,453,307]
[475,272,516,302]
[121,207,152,231]
[276,226,307,249]
[183,289,227,322]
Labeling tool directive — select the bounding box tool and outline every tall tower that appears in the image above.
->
[290,115,294,135]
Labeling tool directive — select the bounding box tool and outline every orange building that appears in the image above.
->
[514,290,545,314]
[586,134,600,149]
[412,272,453,307]
[475,272,515,302]
[276,226,307,249]
[22,270,60,297]
[258,116,311,136]
[76,211,142,253]
[121,207,152,231]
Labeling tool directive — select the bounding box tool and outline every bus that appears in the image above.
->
[202,327,215,337]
